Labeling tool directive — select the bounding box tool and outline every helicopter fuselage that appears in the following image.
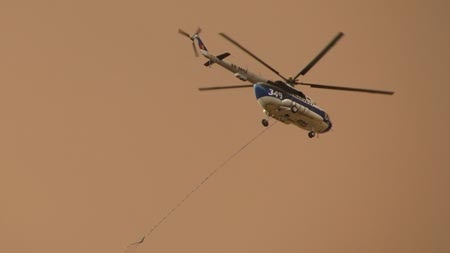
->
[254,82,332,134]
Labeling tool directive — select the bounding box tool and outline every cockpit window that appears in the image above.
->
[297,90,306,99]
[271,80,306,99]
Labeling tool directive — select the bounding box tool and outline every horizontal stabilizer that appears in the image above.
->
[204,52,231,66]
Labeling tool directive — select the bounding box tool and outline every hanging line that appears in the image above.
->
[125,121,276,252]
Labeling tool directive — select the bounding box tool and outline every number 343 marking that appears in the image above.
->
[268,89,283,99]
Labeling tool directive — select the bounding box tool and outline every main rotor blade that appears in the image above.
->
[198,84,254,91]
[294,32,344,79]
[219,33,289,82]
[298,82,394,95]
[195,27,202,35]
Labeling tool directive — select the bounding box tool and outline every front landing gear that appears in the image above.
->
[261,119,269,127]
[308,131,316,138]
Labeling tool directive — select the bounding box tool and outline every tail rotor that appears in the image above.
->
[178,28,202,57]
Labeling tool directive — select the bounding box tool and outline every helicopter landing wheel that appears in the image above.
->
[308,131,316,138]
[261,119,269,127]
[291,106,298,113]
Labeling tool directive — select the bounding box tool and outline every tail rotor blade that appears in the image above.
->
[179,28,200,57]
[195,27,202,35]
[178,29,191,39]
[192,42,199,57]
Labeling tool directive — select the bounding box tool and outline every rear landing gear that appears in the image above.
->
[261,119,269,127]
[308,131,316,138]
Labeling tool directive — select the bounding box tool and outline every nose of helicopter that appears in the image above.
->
[322,121,333,133]
[253,83,268,99]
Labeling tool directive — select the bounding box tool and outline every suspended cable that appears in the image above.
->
[125,122,276,252]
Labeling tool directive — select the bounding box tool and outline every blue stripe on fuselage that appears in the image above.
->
[254,82,328,120]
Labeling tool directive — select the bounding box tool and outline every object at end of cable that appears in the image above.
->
[131,236,145,245]
[125,236,146,253]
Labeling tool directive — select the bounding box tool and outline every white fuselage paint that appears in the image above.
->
[257,95,330,133]
[203,53,268,84]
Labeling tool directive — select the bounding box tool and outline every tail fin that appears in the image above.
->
[193,35,208,55]
[178,28,208,57]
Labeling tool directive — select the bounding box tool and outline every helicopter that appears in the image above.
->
[179,28,394,138]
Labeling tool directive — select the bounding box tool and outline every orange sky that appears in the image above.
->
[1,1,449,253]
